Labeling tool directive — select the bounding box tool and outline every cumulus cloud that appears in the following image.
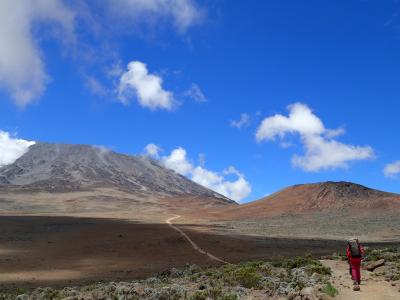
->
[144,143,163,159]
[0,131,35,167]
[0,0,75,106]
[156,146,251,202]
[184,84,207,102]
[162,147,194,175]
[256,103,374,172]
[118,61,175,110]
[110,0,204,33]
[384,161,400,178]
[231,113,250,129]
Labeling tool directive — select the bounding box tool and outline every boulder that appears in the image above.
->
[363,259,385,272]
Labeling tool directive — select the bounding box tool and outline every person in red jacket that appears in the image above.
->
[346,238,364,290]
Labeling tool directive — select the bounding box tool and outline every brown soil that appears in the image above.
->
[1,215,398,288]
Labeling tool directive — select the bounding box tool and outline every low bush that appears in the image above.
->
[321,282,338,297]
[281,256,332,275]
[222,263,262,289]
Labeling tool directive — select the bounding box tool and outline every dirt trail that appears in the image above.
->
[322,259,399,300]
[166,215,228,264]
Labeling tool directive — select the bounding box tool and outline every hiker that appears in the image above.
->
[346,238,364,291]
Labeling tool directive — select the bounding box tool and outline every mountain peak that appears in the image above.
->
[0,142,235,205]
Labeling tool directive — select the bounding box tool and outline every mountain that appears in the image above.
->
[214,181,400,219]
[205,181,400,241]
[0,143,235,219]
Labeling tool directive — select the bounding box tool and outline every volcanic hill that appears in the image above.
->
[217,181,400,219]
[205,182,400,241]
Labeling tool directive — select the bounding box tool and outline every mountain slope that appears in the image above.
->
[0,143,231,202]
[216,181,400,219]
[0,143,236,219]
[203,181,400,241]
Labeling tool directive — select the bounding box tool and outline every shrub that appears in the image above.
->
[222,264,261,289]
[322,282,338,297]
[189,288,238,300]
[281,256,331,275]
[235,266,262,288]
[190,290,208,300]
[219,292,238,300]
[40,287,62,300]
[283,256,316,270]
[307,264,332,276]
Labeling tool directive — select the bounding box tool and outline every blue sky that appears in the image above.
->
[1,0,400,202]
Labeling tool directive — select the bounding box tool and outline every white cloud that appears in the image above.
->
[162,147,193,175]
[118,61,175,110]
[184,84,207,102]
[231,113,250,129]
[110,0,204,33]
[0,0,75,106]
[160,146,251,202]
[256,103,374,172]
[384,161,400,178]
[0,131,35,167]
[256,104,324,140]
[144,143,163,159]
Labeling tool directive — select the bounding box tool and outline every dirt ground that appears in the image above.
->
[1,215,399,289]
[322,259,400,300]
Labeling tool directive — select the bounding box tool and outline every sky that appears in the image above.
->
[1,0,400,203]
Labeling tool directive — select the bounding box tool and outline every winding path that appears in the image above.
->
[166,215,228,264]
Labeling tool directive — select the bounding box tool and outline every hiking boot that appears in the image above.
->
[353,284,360,291]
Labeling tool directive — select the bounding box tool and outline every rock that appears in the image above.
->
[169,267,183,278]
[301,287,315,296]
[364,259,385,272]
[233,286,247,297]
[300,287,317,300]
[15,295,29,300]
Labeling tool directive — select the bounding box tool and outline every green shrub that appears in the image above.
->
[322,282,338,297]
[281,256,331,276]
[363,249,383,262]
[190,290,208,300]
[189,288,238,300]
[307,263,332,276]
[222,264,261,289]
[219,292,238,300]
[235,266,261,288]
[283,256,316,270]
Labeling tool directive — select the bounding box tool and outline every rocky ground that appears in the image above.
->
[0,256,336,300]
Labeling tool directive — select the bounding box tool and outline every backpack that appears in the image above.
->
[348,240,361,258]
